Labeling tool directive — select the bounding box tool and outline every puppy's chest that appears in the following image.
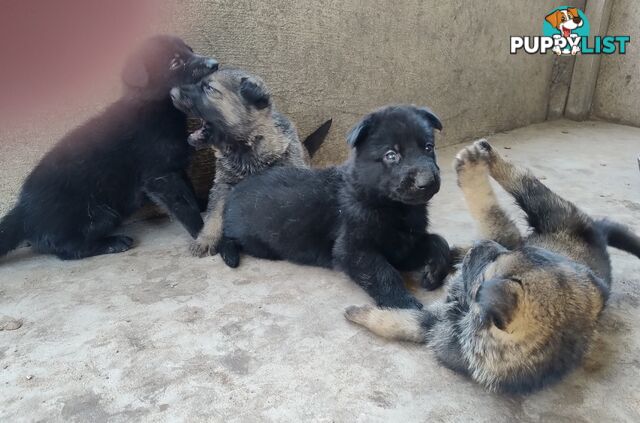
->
[366,208,427,249]
[217,147,291,180]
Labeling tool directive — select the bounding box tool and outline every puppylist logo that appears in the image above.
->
[511,6,630,55]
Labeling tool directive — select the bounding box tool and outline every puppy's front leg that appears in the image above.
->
[143,172,204,238]
[341,249,423,309]
[454,140,522,248]
[190,182,231,257]
[394,233,452,291]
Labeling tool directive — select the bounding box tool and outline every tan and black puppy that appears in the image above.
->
[171,68,330,257]
[346,140,640,393]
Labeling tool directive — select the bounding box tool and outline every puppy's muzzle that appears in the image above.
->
[414,171,439,191]
[412,167,441,199]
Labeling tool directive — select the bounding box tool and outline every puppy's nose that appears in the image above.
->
[205,58,219,71]
[414,173,432,189]
[573,16,582,24]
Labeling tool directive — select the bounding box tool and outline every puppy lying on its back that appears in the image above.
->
[170,68,331,256]
[346,140,640,393]
[0,35,218,260]
[219,105,453,309]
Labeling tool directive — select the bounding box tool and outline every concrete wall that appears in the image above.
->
[176,0,560,165]
[592,0,640,125]
[0,0,561,215]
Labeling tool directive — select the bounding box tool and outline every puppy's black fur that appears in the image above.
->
[0,35,218,260]
[220,105,452,309]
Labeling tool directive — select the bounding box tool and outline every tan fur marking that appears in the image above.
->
[345,305,426,343]
[455,141,520,245]
[190,203,224,257]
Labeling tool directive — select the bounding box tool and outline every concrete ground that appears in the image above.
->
[1,120,639,422]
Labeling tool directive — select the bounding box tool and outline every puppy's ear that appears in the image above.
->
[475,278,521,331]
[415,106,443,131]
[545,10,561,28]
[567,8,579,19]
[121,56,149,88]
[346,116,372,148]
[240,77,271,109]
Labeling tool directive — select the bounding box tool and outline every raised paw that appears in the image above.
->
[454,138,495,169]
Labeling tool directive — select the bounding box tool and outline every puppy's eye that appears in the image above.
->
[383,150,399,163]
[425,143,434,153]
[170,57,184,70]
[561,15,567,22]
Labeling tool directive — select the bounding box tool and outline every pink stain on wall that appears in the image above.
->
[0,0,166,122]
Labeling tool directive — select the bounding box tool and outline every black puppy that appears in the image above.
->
[220,105,451,309]
[0,35,218,260]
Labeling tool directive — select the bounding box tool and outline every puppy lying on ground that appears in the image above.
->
[346,140,640,393]
[219,105,452,309]
[170,68,331,257]
[0,35,218,260]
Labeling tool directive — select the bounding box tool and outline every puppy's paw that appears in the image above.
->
[420,234,452,290]
[455,143,488,173]
[189,238,217,257]
[344,305,374,325]
[218,237,240,268]
[104,235,134,254]
[421,267,447,291]
[454,139,499,185]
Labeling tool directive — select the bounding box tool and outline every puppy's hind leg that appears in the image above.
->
[471,139,590,235]
[454,142,521,249]
[345,305,427,342]
[345,301,452,342]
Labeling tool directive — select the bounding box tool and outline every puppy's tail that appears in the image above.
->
[344,305,428,343]
[0,206,26,257]
[302,119,332,158]
[219,236,241,268]
[596,218,640,259]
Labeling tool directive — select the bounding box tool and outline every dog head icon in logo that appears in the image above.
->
[543,7,590,55]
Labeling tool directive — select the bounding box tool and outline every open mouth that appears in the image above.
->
[562,27,571,37]
[187,129,208,150]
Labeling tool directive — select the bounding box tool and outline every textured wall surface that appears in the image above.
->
[173,0,558,164]
[0,0,561,214]
[592,0,640,125]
